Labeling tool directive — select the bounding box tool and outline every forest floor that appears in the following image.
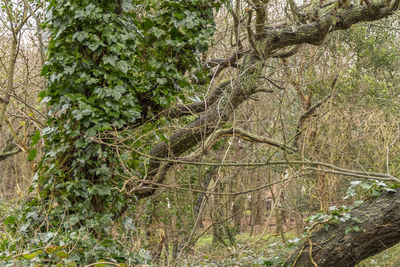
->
[190,232,400,266]
[0,196,399,266]
[358,244,400,267]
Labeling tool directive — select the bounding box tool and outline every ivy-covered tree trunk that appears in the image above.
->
[286,190,400,267]
[12,0,219,264]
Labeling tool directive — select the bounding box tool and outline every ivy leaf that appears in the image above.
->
[156,77,168,85]
[64,65,76,75]
[28,149,38,161]
[116,60,129,74]
[40,96,51,104]
[153,27,166,38]
[103,55,117,67]
[41,64,50,76]
[41,232,55,242]
[142,18,154,31]
[81,109,92,116]
[122,0,134,12]
[72,110,83,120]
[112,85,126,100]
[72,31,89,42]
[88,41,100,52]
[94,185,111,196]
[38,90,47,99]
[31,130,41,146]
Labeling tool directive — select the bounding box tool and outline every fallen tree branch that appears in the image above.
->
[286,189,400,266]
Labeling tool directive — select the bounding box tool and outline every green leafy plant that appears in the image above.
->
[345,179,399,200]
[1,0,222,265]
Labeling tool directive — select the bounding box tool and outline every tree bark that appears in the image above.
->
[286,189,400,267]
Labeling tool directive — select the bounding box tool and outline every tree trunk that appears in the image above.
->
[232,196,243,231]
[286,189,400,266]
[254,190,263,226]
[193,167,216,228]
[270,183,286,244]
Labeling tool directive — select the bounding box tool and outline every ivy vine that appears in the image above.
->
[1,0,223,264]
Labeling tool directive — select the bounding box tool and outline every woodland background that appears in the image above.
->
[1,0,400,266]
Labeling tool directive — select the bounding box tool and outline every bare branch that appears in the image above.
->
[0,149,20,161]
[164,80,230,118]
[193,127,297,157]
[206,49,248,79]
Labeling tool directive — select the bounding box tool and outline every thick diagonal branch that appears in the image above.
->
[134,57,263,198]
[134,0,400,199]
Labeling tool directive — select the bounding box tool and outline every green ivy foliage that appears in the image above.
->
[1,0,223,264]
